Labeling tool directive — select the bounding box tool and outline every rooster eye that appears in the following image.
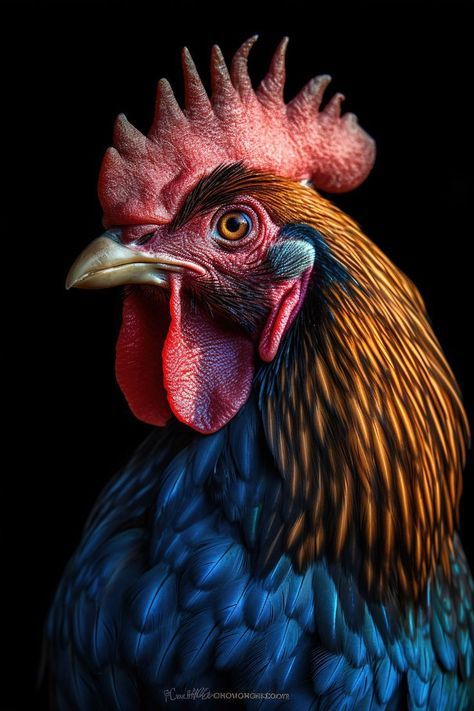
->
[216,211,252,241]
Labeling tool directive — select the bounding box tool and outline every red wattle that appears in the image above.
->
[162,275,255,434]
[115,274,309,433]
[115,287,172,426]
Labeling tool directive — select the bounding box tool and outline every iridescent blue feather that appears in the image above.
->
[46,399,474,710]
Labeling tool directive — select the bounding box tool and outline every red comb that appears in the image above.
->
[99,37,376,225]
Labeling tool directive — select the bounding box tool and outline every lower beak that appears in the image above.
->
[66,232,204,290]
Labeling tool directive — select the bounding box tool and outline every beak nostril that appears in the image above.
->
[134,231,156,246]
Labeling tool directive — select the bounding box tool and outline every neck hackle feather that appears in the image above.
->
[248,176,469,603]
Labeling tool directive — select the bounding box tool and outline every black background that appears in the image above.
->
[4,2,474,708]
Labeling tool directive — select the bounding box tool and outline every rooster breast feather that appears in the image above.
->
[47,394,474,709]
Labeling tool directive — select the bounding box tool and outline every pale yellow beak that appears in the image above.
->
[66,232,205,290]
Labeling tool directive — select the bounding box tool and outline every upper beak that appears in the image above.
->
[66,230,205,290]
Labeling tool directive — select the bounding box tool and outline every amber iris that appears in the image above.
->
[216,211,251,240]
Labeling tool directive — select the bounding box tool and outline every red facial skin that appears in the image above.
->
[114,196,311,433]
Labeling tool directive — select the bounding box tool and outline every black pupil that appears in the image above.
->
[227,215,245,233]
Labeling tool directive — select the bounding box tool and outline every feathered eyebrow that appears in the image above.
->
[171,162,275,229]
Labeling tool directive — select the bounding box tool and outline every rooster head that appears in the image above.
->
[66,37,375,434]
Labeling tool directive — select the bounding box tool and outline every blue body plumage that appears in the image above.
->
[47,396,474,709]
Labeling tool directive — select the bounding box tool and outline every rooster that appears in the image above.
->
[47,37,474,709]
